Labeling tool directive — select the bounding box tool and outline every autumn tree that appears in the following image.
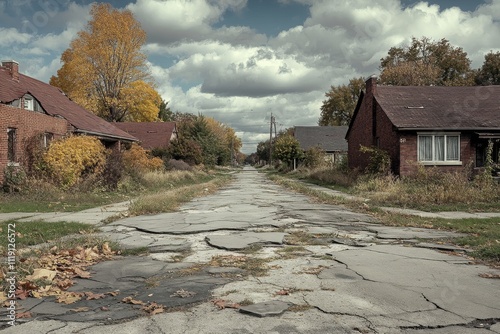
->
[50,3,158,122]
[272,134,303,167]
[476,51,500,85]
[318,77,364,126]
[168,113,241,166]
[256,140,271,164]
[379,37,474,86]
[205,117,242,165]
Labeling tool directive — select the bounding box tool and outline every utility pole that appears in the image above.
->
[269,113,275,165]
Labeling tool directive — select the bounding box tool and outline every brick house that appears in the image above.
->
[346,77,500,176]
[293,126,348,163]
[113,122,177,151]
[0,60,138,183]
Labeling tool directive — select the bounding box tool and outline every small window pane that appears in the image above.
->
[446,136,459,161]
[435,136,445,161]
[419,136,432,161]
[7,128,16,162]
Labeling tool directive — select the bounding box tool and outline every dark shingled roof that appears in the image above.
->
[113,122,177,150]
[0,64,137,142]
[294,126,348,152]
[375,86,500,130]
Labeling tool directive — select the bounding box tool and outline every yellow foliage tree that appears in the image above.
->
[121,80,162,122]
[122,144,164,174]
[43,136,106,188]
[205,117,242,163]
[50,3,160,122]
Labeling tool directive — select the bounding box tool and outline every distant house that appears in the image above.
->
[346,77,500,176]
[294,126,348,163]
[113,122,177,151]
[0,60,138,183]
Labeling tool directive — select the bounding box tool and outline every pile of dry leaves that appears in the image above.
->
[1,242,116,317]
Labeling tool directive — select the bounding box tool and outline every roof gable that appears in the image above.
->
[375,86,500,130]
[294,126,348,152]
[0,64,137,142]
[113,122,177,149]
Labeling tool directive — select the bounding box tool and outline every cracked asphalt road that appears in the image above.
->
[2,167,500,333]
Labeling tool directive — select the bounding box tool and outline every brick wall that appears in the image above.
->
[375,102,400,173]
[399,132,476,176]
[0,104,69,183]
[347,80,375,171]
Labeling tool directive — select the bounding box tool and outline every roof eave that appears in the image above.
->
[73,129,139,142]
[397,127,500,131]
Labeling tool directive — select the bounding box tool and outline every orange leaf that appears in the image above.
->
[122,296,144,305]
[85,292,105,300]
[74,268,91,279]
[16,311,31,319]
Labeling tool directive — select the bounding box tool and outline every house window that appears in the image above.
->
[43,133,54,148]
[7,128,16,162]
[418,133,460,164]
[24,95,34,110]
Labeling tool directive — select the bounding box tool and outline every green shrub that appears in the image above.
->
[303,146,327,168]
[2,165,27,193]
[359,145,391,175]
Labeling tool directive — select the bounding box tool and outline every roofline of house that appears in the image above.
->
[73,129,138,142]
[398,127,500,131]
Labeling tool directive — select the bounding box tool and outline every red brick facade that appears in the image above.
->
[0,104,69,183]
[347,78,482,176]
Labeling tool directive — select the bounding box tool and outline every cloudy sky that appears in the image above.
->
[1,0,499,153]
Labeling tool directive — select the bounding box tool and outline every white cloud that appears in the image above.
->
[0,28,31,46]
[127,0,249,44]
[6,0,500,153]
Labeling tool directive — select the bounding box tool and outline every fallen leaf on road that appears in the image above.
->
[274,288,292,296]
[479,273,500,279]
[85,292,105,300]
[74,268,92,279]
[122,296,145,305]
[211,299,240,310]
[142,302,164,315]
[57,292,83,304]
[25,268,57,282]
[107,291,120,297]
[16,311,31,319]
[70,307,90,313]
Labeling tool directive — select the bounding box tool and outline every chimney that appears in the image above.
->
[2,60,19,81]
[365,75,377,96]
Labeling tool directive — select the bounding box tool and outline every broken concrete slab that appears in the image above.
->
[415,242,470,253]
[366,225,465,240]
[239,300,292,317]
[205,232,287,250]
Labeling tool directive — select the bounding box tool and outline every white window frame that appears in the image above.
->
[23,95,34,110]
[417,132,462,166]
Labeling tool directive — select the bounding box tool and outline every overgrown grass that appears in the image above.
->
[353,168,500,212]
[0,220,97,249]
[129,173,232,215]
[266,169,500,264]
[374,211,500,264]
[269,165,500,212]
[0,170,230,213]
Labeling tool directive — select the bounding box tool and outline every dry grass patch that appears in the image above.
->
[209,255,271,277]
[129,174,232,215]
